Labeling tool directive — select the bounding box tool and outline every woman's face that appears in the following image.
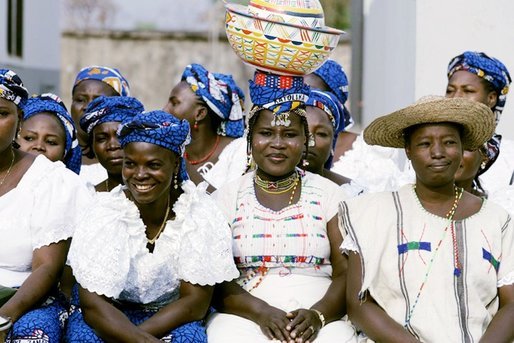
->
[17,113,66,162]
[92,121,124,175]
[251,109,306,179]
[446,70,497,108]
[122,142,176,205]
[304,106,334,172]
[454,149,485,186]
[0,98,20,152]
[405,123,463,188]
[163,81,202,126]
[71,79,118,145]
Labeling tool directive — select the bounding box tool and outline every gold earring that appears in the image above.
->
[480,161,487,170]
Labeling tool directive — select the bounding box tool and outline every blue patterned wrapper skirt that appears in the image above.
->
[64,286,207,343]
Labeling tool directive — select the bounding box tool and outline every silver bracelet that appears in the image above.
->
[0,315,12,332]
[311,309,325,328]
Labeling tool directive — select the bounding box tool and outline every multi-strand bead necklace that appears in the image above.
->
[405,185,463,327]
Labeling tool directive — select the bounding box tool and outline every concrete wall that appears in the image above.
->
[362,0,514,139]
[0,0,61,94]
[61,31,351,113]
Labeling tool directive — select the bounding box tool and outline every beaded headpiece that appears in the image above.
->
[248,70,310,127]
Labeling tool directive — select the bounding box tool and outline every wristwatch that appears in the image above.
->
[0,315,12,331]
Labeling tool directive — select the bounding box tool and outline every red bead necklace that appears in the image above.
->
[184,135,220,165]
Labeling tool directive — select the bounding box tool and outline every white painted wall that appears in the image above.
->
[0,0,60,70]
[362,0,514,139]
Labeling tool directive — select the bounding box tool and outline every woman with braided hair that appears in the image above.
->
[207,71,357,343]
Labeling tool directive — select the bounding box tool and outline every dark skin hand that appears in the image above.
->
[213,280,292,341]
[346,252,420,343]
[286,216,348,343]
[80,281,213,342]
[214,217,347,343]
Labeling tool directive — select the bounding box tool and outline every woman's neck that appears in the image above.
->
[185,128,219,161]
[256,168,297,182]
[136,193,171,227]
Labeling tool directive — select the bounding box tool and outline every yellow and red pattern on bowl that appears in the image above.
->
[225,1,343,76]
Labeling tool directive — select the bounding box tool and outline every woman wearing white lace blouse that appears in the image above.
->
[0,70,92,342]
[66,111,239,342]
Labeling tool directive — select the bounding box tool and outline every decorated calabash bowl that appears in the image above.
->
[225,2,344,76]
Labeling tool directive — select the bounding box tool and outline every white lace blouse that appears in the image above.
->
[0,155,92,287]
[68,181,239,306]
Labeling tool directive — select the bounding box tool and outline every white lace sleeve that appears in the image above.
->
[68,188,144,298]
[331,135,408,193]
[31,161,93,250]
[176,182,240,285]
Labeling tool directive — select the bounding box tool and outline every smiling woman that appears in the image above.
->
[66,110,238,342]
[206,71,357,343]
[340,96,514,342]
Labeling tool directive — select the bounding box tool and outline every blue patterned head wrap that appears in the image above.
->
[213,73,245,102]
[0,69,29,108]
[23,93,81,174]
[306,89,345,169]
[181,64,244,138]
[249,70,310,126]
[73,66,131,97]
[118,110,191,183]
[312,60,353,129]
[448,51,512,177]
[80,96,144,135]
[447,51,511,125]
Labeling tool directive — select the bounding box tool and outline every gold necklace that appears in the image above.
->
[0,150,15,187]
[255,171,299,194]
[147,196,171,245]
[287,176,300,205]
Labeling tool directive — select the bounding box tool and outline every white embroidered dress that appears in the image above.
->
[68,181,239,306]
[0,155,92,287]
[206,171,357,342]
[340,184,514,342]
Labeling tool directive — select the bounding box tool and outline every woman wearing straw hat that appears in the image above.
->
[340,96,514,342]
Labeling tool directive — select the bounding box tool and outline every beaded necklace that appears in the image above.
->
[184,135,220,165]
[404,185,463,328]
[254,171,298,194]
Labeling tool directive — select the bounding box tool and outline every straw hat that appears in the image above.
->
[363,96,495,150]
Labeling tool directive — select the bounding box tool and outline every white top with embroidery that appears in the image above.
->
[213,171,354,280]
[196,137,247,190]
[481,138,514,194]
[339,184,514,342]
[68,181,239,306]
[0,155,92,287]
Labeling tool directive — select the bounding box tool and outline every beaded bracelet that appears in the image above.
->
[311,309,325,328]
